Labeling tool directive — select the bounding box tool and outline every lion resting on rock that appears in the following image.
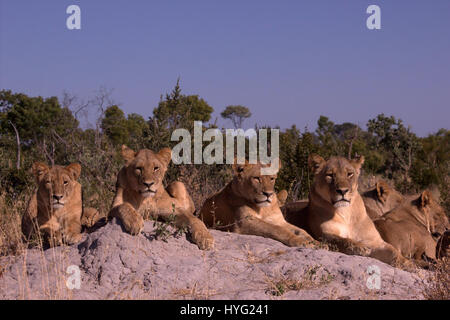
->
[108,145,214,250]
[374,190,449,262]
[199,160,318,248]
[22,162,99,246]
[286,155,409,267]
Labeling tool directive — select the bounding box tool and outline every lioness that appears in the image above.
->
[374,190,449,261]
[108,145,214,250]
[287,154,408,266]
[362,180,405,220]
[199,161,318,247]
[22,162,98,245]
[436,230,449,259]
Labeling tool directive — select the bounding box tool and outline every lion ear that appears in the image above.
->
[277,190,288,206]
[66,163,81,181]
[158,148,172,166]
[232,158,249,176]
[308,154,325,175]
[420,190,433,208]
[376,180,391,204]
[32,162,49,183]
[351,155,365,171]
[121,145,136,165]
[232,163,245,176]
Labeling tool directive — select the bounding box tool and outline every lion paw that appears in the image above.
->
[191,229,215,250]
[305,239,327,250]
[123,215,144,235]
[81,207,102,228]
[288,236,315,248]
[64,232,83,245]
[346,245,371,256]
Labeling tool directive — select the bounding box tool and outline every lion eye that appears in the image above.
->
[270,177,275,181]
[253,177,261,183]
[348,172,354,178]
[135,168,142,175]
[63,180,69,185]
[154,166,159,172]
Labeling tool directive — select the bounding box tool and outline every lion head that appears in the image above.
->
[231,161,281,207]
[120,145,172,198]
[32,162,81,210]
[362,180,405,219]
[308,154,365,208]
[410,190,449,238]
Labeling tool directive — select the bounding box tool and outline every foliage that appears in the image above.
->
[152,79,214,129]
[0,86,448,257]
[220,105,252,129]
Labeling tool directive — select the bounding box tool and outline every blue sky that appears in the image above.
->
[0,0,449,136]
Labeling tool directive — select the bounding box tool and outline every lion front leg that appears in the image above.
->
[370,242,415,270]
[61,216,83,245]
[39,218,63,247]
[158,209,215,250]
[319,233,371,256]
[81,207,103,228]
[237,213,317,247]
[109,203,144,235]
[284,222,321,248]
[182,214,215,250]
[160,181,214,250]
[165,181,195,215]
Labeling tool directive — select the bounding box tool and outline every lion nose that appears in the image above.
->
[262,191,274,198]
[336,188,349,196]
[143,181,154,188]
[53,194,63,201]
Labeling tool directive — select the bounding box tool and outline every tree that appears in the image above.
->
[101,105,129,146]
[315,115,342,157]
[152,79,214,129]
[126,113,149,148]
[367,114,420,191]
[0,90,79,144]
[220,105,252,129]
[0,90,79,165]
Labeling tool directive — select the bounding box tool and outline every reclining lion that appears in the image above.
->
[286,154,409,267]
[436,230,449,259]
[199,161,318,247]
[108,145,214,250]
[361,180,405,220]
[374,190,449,262]
[22,162,99,246]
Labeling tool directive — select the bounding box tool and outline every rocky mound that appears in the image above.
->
[0,219,427,300]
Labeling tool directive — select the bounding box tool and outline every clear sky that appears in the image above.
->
[0,0,449,136]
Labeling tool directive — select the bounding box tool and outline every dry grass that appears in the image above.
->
[265,265,335,296]
[171,282,218,300]
[178,164,231,212]
[0,193,28,257]
[423,259,450,300]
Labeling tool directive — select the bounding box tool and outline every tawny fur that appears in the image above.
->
[199,161,318,248]
[374,190,449,262]
[108,145,214,250]
[362,180,405,220]
[285,154,411,268]
[22,163,98,246]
